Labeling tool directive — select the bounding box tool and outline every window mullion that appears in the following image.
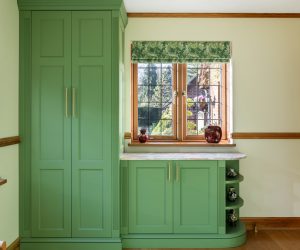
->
[221,64,228,140]
[172,64,178,141]
[177,64,185,141]
[132,64,138,140]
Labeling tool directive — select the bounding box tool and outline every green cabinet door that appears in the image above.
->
[128,161,173,233]
[31,12,72,237]
[71,11,112,238]
[174,161,218,233]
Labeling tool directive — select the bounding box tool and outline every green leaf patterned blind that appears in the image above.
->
[131,41,231,63]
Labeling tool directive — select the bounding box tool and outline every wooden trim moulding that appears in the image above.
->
[128,141,236,147]
[7,238,19,250]
[0,241,6,250]
[124,132,132,140]
[0,136,21,147]
[241,217,300,231]
[232,132,300,139]
[128,13,300,18]
[0,178,7,186]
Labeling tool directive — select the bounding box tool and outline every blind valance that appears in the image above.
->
[131,41,231,63]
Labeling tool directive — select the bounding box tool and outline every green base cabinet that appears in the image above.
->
[122,232,246,249]
[128,161,173,233]
[174,161,218,234]
[121,158,246,249]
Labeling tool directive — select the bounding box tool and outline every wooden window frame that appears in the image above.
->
[132,63,228,143]
[182,64,228,141]
[132,64,178,141]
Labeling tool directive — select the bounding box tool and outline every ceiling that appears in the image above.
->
[124,0,300,13]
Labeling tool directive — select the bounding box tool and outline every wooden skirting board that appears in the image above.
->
[7,238,19,250]
[128,13,300,18]
[241,217,300,231]
[0,136,20,147]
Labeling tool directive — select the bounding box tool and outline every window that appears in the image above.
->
[132,63,228,142]
[131,41,231,143]
[133,63,177,140]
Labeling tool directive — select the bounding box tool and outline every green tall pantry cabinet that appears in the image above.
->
[18,1,127,249]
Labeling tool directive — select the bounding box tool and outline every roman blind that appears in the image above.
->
[131,41,231,63]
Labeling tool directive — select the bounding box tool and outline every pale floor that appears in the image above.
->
[125,230,300,250]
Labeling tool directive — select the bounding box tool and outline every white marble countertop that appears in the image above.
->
[120,152,246,161]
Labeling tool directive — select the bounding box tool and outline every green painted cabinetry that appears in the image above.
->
[71,11,112,238]
[19,1,127,249]
[174,161,218,234]
[128,161,173,233]
[31,11,72,238]
[121,158,246,249]
[31,10,112,238]
[127,161,218,234]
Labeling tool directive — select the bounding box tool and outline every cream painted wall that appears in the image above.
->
[124,18,300,216]
[0,0,19,245]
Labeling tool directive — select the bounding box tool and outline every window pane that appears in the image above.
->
[161,66,173,86]
[162,85,173,103]
[210,68,222,86]
[161,120,173,136]
[138,106,148,120]
[138,86,149,103]
[149,85,161,103]
[187,119,197,135]
[186,63,223,135]
[138,67,149,85]
[137,63,174,137]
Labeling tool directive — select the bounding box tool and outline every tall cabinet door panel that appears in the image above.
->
[128,161,173,233]
[31,12,72,237]
[71,11,112,237]
[174,161,218,233]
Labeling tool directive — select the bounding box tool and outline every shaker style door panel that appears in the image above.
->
[173,161,218,234]
[71,11,112,237]
[128,161,173,233]
[31,12,72,237]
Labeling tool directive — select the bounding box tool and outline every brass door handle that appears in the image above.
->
[72,87,76,118]
[168,162,172,182]
[176,164,180,182]
[65,87,69,118]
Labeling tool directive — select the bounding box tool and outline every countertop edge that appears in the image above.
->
[120,153,247,161]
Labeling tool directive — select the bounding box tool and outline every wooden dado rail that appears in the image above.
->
[0,136,20,188]
[0,136,20,147]
[127,13,300,18]
[0,240,6,250]
[232,133,300,139]
[0,178,7,186]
